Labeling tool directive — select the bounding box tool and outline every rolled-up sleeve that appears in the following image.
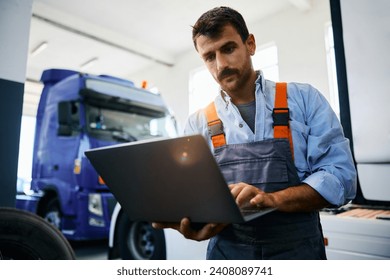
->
[296,85,357,206]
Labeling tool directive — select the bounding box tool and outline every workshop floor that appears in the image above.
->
[70,239,108,260]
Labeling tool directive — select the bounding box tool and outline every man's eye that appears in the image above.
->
[205,54,215,62]
[224,46,235,54]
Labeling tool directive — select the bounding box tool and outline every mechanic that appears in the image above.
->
[153,6,356,260]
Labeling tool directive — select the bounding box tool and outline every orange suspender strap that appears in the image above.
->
[273,82,294,158]
[204,102,226,148]
[205,82,294,154]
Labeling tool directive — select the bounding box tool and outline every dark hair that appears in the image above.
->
[192,6,250,50]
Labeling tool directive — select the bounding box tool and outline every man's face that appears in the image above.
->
[195,24,255,94]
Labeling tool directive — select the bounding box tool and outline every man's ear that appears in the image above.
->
[246,34,256,55]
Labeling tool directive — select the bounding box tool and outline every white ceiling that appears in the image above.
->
[27,0,312,82]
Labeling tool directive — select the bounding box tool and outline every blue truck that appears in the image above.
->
[16,68,178,241]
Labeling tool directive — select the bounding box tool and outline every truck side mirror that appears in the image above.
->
[58,101,79,136]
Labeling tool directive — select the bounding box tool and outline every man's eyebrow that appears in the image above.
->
[201,50,213,59]
[201,40,238,58]
[221,41,238,49]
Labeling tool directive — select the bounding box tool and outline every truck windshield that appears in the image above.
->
[86,104,177,142]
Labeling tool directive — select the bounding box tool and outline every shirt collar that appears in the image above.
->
[255,70,265,94]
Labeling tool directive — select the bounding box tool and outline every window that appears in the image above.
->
[325,23,340,117]
[188,43,279,114]
[18,115,36,183]
[252,43,279,82]
[188,66,219,115]
[17,81,41,184]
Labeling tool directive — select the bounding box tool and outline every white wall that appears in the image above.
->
[251,0,330,92]
[131,0,331,131]
[0,0,32,83]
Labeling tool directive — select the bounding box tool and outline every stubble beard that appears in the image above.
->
[219,66,253,95]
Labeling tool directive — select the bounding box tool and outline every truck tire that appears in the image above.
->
[117,214,166,260]
[0,207,75,259]
[42,196,62,229]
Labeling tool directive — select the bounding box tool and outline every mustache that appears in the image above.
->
[217,68,239,80]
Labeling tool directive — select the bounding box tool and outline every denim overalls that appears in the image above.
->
[204,83,326,260]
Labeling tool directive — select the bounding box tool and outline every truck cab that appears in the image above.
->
[16,69,177,240]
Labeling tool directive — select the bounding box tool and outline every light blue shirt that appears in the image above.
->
[184,72,357,207]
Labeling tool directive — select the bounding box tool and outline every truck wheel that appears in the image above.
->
[43,197,62,229]
[0,207,75,259]
[117,214,166,260]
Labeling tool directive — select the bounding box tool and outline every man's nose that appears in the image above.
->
[216,53,228,72]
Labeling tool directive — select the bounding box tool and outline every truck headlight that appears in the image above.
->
[88,193,103,216]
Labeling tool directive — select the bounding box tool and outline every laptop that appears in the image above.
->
[85,134,275,224]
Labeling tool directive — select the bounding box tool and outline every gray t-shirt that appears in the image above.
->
[236,100,256,133]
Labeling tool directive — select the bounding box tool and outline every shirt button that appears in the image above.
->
[239,123,243,128]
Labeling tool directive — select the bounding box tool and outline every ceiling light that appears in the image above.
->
[30,41,48,57]
[80,57,98,70]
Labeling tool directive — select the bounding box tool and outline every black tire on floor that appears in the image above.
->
[117,213,166,260]
[42,196,62,230]
[0,207,76,260]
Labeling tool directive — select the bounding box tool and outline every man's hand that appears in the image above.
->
[229,182,276,209]
[152,218,228,241]
[229,182,330,212]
